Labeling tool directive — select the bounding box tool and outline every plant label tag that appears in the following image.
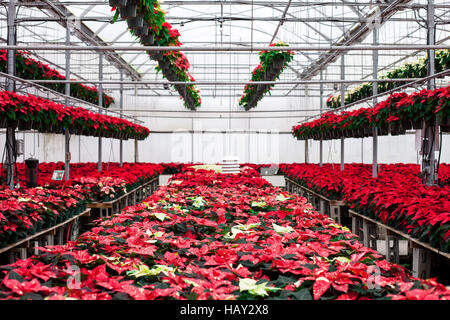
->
[52,170,65,181]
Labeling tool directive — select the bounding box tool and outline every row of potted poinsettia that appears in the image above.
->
[0,162,164,249]
[13,162,164,201]
[292,85,450,140]
[0,186,88,249]
[0,166,448,300]
[0,90,150,140]
[279,163,450,253]
[109,0,201,110]
[326,49,450,109]
[0,50,114,108]
[239,42,294,110]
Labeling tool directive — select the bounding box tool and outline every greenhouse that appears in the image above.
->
[0,0,449,305]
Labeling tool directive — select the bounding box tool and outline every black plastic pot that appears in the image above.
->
[272,57,286,70]
[127,15,144,29]
[18,120,33,131]
[0,117,8,128]
[141,33,154,46]
[158,59,171,71]
[120,3,137,19]
[176,85,187,96]
[6,119,19,129]
[134,22,149,36]
[109,0,127,7]
[149,51,163,61]
[437,113,450,127]
[412,118,424,130]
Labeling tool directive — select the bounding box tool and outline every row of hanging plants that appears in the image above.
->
[109,0,201,110]
[0,90,150,140]
[0,50,114,108]
[292,85,450,140]
[326,49,450,109]
[239,42,294,110]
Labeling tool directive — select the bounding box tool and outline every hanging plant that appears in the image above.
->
[0,51,115,108]
[326,49,450,109]
[110,0,201,110]
[0,91,150,140]
[292,84,450,140]
[239,41,294,110]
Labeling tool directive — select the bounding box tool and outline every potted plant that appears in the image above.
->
[120,1,137,19]
[134,21,149,36]
[127,14,144,29]
[109,0,127,7]
[141,33,154,46]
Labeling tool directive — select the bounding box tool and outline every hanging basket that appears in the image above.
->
[149,51,163,61]
[378,124,389,136]
[18,120,33,131]
[0,116,8,128]
[401,119,412,131]
[32,120,41,131]
[134,22,149,36]
[53,125,64,134]
[120,3,137,19]
[109,0,127,8]
[6,119,19,129]
[272,57,286,71]
[158,60,171,71]
[141,33,154,46]
[127,15,144,29]
[176,85,187,97]
[437,113,450,127]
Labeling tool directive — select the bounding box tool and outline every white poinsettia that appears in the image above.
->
[145,229,164,243]
[272,223,294,234]
[127,264,175,278]
[275,193,292,202]
[224,223,260,239]
[148,211,169,221]
[329,223,350,232]
[332,256,351,264]
[251,200,267,208]
[192,196,207,208]
[239,278,281,297]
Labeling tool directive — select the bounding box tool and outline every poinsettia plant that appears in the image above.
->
[0,91,150,140]
[110,0,201,109]
[293,85,450,140]
[327,49,450,108]
[0,162,164,248]
[280,163,450,253]
[0,50,114,108]
[239,42,294,110]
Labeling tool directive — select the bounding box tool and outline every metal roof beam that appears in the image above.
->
[20,0,141,81]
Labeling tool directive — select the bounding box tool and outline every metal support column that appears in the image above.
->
[64,24,71,180]
[119,70,124,167]
[134,139,139,163]
[372,28,379,178]
[305,139,309,164]
[6,0,16,190]
[340,55,345,171]
[319,70,323,167]
[98,52,103,172]
[421,0,437,185]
